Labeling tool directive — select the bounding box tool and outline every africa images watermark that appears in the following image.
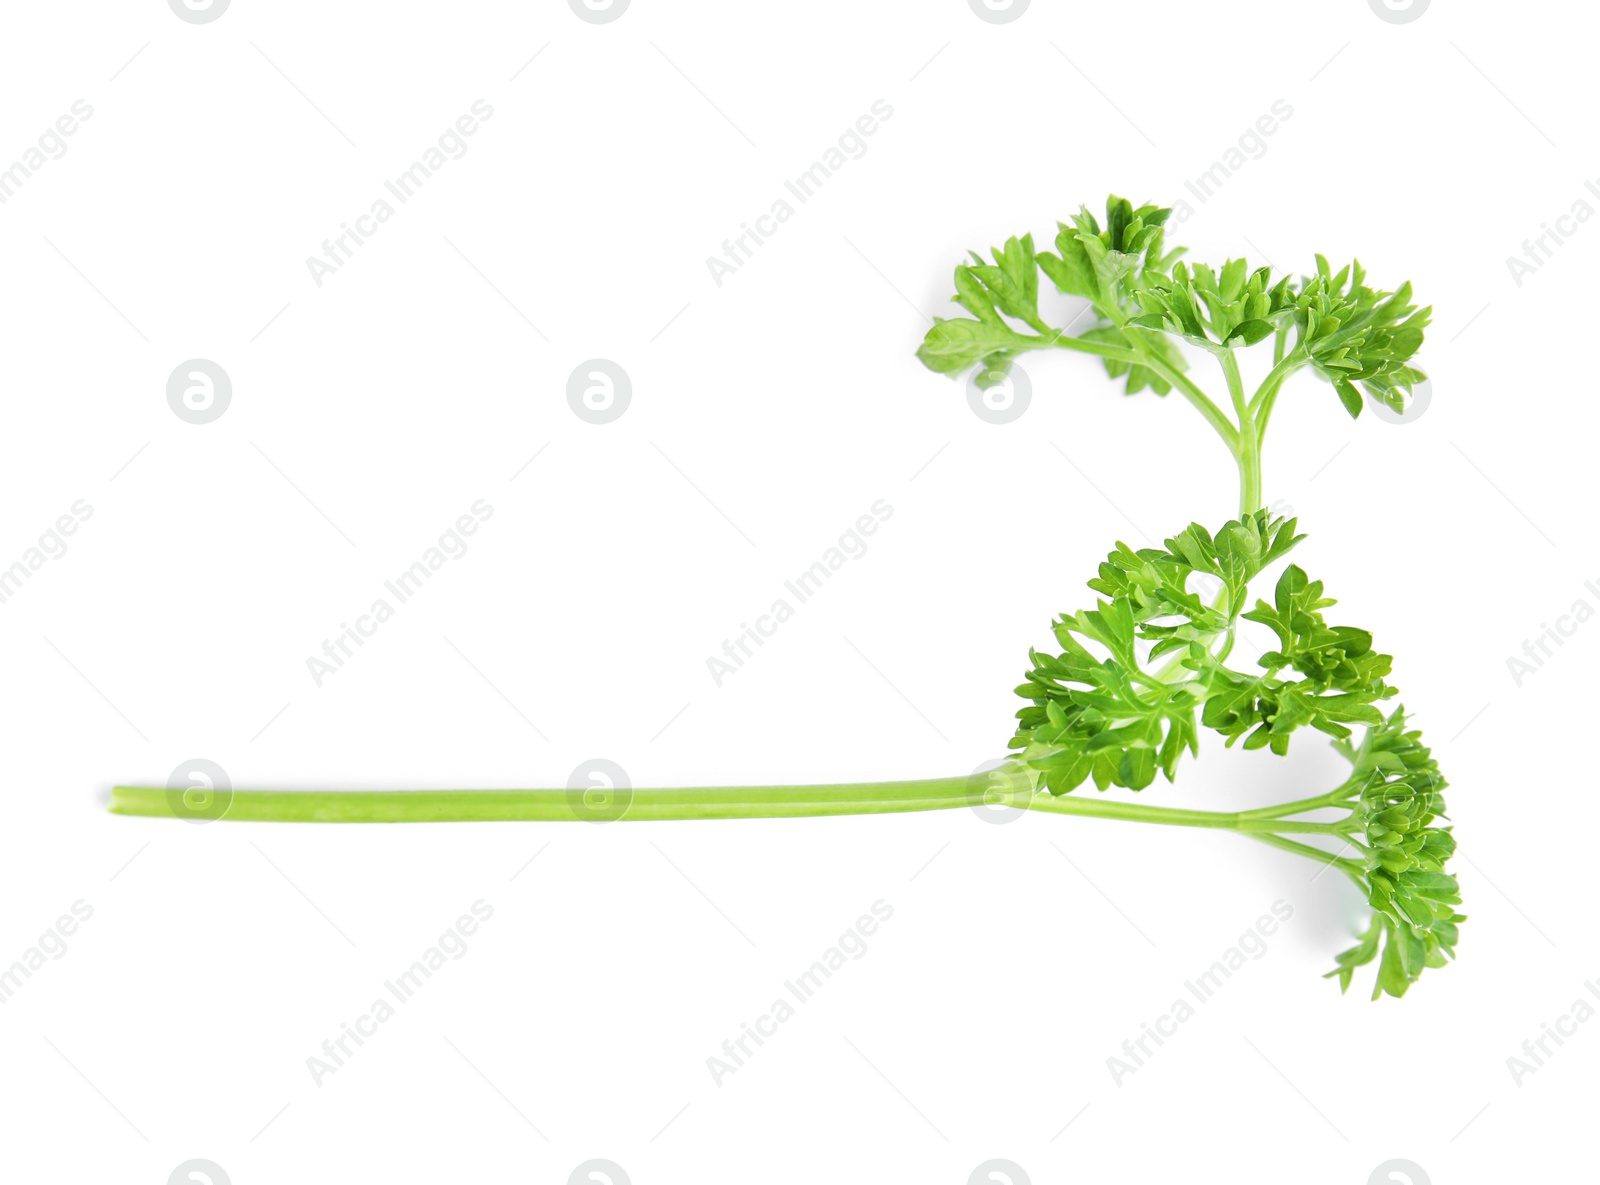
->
[0,100,94,207]
[1505,178,1600,288]
[1107,899,1294,1085]
[306,100,495,287]
[1504,577,1600,687]
[306,499,493,686]
[0,500,94,607]
[706,499,892,686]
[307,899,494,1085]
[1505,977,1600,1086]
[0,900,94,1006]
[1170,100,1294,222]
[707,899,893,1085]
[706,99,894,288]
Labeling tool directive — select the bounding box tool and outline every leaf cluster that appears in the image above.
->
[1034,196,1183,312]
[1203,564,1395,754]
[915,199,1432,425]
[915,196,1188,394]
[914,233,1041,388]
[1129,259,1294,352]
[1326,710,1462,999]
[1294,256,1431,418]
[1010,511,1393,791]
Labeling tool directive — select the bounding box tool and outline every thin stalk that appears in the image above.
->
[1038,333,1142,364]
[1246,831,1366,877]
[1237,789,1350,820]
[1221,349,1250,423]
[1221,350,1261,515]
[1235,790,1350,818]
[1094,308,1240,452]
[112,777,1250,828]
[1234,431,1260,515]
[1038,313,1238,452]
[110,778,986,824]
[1136,351,1239,451]
[1237,817,1355,835]
[1247,348,1305,425]
[1147,581,1235,683]
[1020,794,1244,829]
[111,778,1369,869]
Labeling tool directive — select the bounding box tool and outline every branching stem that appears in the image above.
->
[109,780,1372,881]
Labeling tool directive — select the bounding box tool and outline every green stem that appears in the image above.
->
[1247,349,1305,429]
[1221,350,1262,515]
[1246,831,1365,877]
[1237,817,1355,835]
[110,777,1367,869]
[1038,333,1142,364]
[1148,583,1236,683]
[1036,314,1239,454]
[110,778,989,824]
[1020,793,1243,829]
[1221,349,1250,423]
[1130,342,1239,451]
[1085,303,1241,453]
[1237,790,1349,820]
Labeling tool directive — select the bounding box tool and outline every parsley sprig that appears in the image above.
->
[918,196,1430,514]
[920,196,1454,999]
[109,195,1455,1000]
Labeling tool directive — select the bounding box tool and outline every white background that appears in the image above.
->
[0,1,1590,1182]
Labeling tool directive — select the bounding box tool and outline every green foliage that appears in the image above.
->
[1326,711,1461,999]
[1129,259,1294,352]
[916,195,1189,396]
[914,316,1031,381]
[916,233,1046,388]
[1011,511,1400,786]
[913,195,1431,425]
[1010,514,1460,999]
[1035,195,1184,309]
[1293,256,1431,419]
[918,193,1453,1000]
[1077,325,1186,396]
[1213,564,1396,751]
[954,234,1042,329]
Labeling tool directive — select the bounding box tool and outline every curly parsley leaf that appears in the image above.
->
[1294,256,1431,419]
